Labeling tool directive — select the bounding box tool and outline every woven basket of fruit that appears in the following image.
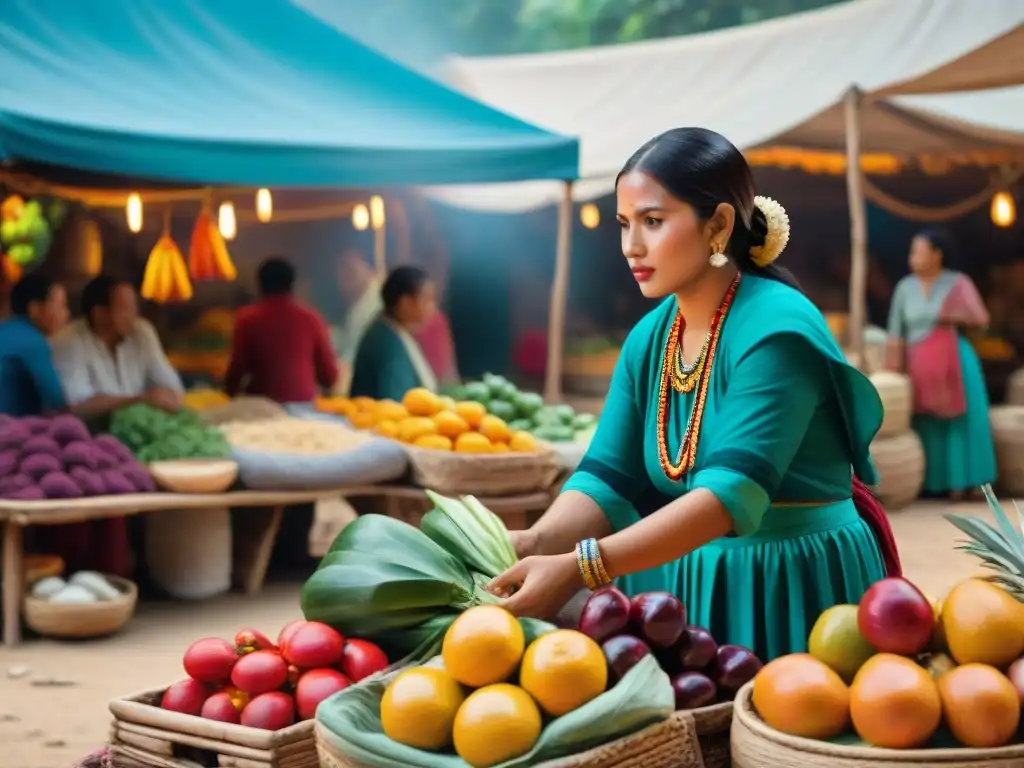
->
[870,431,925,509]
[869,372,913,438]
[404,442,561,496]
[108,619,392,768]
[989,406,1024,496]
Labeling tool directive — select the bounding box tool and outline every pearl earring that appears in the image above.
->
[709,247,728,268]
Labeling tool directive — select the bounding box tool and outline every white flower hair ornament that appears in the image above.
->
[748,195,790,268]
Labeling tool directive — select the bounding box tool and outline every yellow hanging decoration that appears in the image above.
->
[141,212,193,304]
[207,214,237,281]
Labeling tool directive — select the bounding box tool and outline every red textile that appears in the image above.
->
[852,477,902,578]
[225,296,339,403]
[414,311,458,384]
[36,518,131,578]
[907,326,966,418]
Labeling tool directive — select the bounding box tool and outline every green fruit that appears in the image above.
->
[514,392,544,418]
[533,425,575,443]
[8,243,36,265]
[552,404,576,425]
[572,413,597,430]
[0,220,16,244]
[487,400,517,422]
[533,407,564,427]
[807,604,876,683]
[508,419,534,432]
[461,382,490,405]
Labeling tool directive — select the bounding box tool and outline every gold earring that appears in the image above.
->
[709,244,728,268]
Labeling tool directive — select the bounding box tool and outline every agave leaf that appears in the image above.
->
[980,484,1024,560]
[945,514,1020,563]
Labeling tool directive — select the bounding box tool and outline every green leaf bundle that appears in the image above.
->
[420,491,517,579]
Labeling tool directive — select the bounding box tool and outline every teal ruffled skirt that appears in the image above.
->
[617,500,884,661]
[912,336,997,494]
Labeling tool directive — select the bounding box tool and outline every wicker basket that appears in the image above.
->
[1007,368,1024,407]
[316,700,731,768]
[870,431,925,509]
[108,687,316,768]
[731,682,1024,767]
[23,574,137,639]
[404,444,561,495]
[869,372,913,438]
[990,405,1024,496]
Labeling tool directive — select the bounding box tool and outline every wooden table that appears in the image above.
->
[0,485,553,647]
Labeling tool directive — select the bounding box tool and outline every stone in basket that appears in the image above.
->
[404,442,561,496]
[314,653,738,768]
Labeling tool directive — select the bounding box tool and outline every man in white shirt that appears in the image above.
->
[52,274,183,418]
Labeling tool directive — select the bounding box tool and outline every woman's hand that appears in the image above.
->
[488,553,583,619]
[508,528,540,559]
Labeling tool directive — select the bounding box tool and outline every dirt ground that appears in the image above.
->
[0,500,996,768]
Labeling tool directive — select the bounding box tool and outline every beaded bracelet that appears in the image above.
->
[575,538,612,591]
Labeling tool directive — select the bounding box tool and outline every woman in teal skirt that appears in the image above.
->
[489,128,899,662]
[885,230,996,498]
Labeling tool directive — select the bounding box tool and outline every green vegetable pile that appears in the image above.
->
[301,491,524,661]
[448,373,596,443]
[110,404,231,463]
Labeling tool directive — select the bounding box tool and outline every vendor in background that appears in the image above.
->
[333,249,383,392]
[52,274,183,419]
[350,265,437,401]
[885,229,996,499]
[0,273,69,416]
[225,256,338,404]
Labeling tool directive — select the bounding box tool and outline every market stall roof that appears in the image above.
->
[429,0,1024,211]
[0,0,579,188]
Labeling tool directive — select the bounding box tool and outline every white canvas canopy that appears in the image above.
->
[427,0,1024,212]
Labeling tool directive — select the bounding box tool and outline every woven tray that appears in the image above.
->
[108,687,316,768]
[991,405,1024,496]
[404,443,561,496]
[316,700,731,768]
[731,682,1024,767]
[870,431,925,509]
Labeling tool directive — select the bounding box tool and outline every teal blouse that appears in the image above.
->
[349,319,422,402]
[564,275,884,535]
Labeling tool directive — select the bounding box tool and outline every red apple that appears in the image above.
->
[160,679,210,715]
[230,650,289,695]
[241,692,295,730]
[280,622,344,669]
[339,639,389,682]
[201,692,243,723]
[295,669,351,720]
[183,638,238,683]
[857,577,935,656]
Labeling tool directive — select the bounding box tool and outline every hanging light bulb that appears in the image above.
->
[126,193,143,233]
[218,201,237,240]
[255,188,273,223]
[352,204,370,231]
[991,191,1016,228]
[369,195,386,230]
[580,203,600,229]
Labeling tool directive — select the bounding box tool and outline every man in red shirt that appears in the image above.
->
[226,257,339,403]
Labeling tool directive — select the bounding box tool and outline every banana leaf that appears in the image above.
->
[317,651,674,768]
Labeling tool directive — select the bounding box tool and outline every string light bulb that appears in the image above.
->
[369,195,386,230]
[580,203,600,229]
[126,193,143,233]
[256,188,273,223]
[218,201,237,241]
[991,191,1016,228]
[352,204,370,231]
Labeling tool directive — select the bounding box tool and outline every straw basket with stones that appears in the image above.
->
[1007,367,1024,406]
[108,688,316,768]
[730,682,1024,768]
[990,405,1024,496]
[867,372,924,509]
[316,701,734,768]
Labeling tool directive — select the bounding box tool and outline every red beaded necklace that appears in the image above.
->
[656,273,741,481]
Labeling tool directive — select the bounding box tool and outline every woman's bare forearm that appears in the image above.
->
[532,490,612,556]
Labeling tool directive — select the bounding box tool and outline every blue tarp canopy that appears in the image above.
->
[0,0,579,188]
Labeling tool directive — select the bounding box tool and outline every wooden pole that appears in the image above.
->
[844,86,868,369]
[544,182,575,402]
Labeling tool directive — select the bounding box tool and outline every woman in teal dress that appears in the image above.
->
[885,230,996,498]
[489,128,899,661]
[350,266,439,402]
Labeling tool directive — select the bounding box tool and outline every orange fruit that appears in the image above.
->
[348,410,376,430]
[403,388,443,417]
[477,415,511,444]
[519,629,607,716]
[489,442,511,453]
[942,579,1024,667]
[374,419,400,439]
[381,666,465,750]
[850,653,941,748]
[351,396,376,412]
[442,605,525,688]
[433,410,470,439]
[454,432,492,454]
[508,430,539,453]
[453,684,541,768]
[375,399,409,422]
[938,663,1020,748]
[414,434,453,451]
[454,401,487,429]
[397,416,438,443]
[752,654,850,739]
[439,395,457,412]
